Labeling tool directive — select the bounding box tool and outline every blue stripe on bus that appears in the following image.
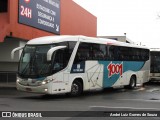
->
[98,61,145,87]
[37,77,46,81]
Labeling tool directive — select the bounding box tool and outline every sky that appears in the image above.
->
[73,0,160,48]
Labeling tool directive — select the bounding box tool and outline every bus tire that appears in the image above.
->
[128,76,136,89]
[70,80,83,96]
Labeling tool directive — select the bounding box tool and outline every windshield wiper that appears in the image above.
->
[20,53,37,76]
[20,62,30,75]
[39,63,51,75]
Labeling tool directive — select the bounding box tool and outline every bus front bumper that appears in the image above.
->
[16,82,70,95]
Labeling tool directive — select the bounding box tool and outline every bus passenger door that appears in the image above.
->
[51,47,69,82]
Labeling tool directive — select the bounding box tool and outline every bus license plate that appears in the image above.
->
[26,88,32,92]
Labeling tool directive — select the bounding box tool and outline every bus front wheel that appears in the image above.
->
[70,80,83,96]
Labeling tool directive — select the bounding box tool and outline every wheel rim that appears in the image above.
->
[71,83,79,95]
[131,78,135,88]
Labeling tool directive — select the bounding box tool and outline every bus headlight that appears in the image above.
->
[41,79,53,85]
[42,81,47,85]
[17,78,22,83]
[17,79,20,82]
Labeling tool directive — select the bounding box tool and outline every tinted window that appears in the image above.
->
[74,42,107,64]
[52,41,76,73]
[68,41,77,55]
[92,44,106,60]
[0,0,8,12]
[107,45,149,61]
[52,49,67,72]
[74,43,92,64]
[74,42,149,63]
[151,51,160,73]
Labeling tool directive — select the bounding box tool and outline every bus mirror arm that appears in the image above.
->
[47,46,67,61]
[11,46,24,59]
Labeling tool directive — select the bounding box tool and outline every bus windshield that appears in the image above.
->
[18,41,76,79]
[18,45,54,78]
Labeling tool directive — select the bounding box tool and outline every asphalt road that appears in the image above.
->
[1,81,160,120]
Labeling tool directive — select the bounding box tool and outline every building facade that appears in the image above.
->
[0,0,97,83]
[98,36,127,42]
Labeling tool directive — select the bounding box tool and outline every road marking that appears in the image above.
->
[146,88,160,92]
[118,99,160,102]
[90,106,160,110]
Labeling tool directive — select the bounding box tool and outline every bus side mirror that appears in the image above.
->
[47,46,66,61]
[11,46,24,59]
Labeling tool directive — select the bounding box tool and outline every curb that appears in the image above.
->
[0,83,16,88]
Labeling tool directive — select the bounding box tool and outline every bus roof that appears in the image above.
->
[150,48,160,52]
[26,35,149,49]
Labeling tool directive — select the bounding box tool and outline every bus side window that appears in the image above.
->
[107,46,120,60]
[92,44,105,60]
[52,49,65,71]
[114,46,121,60]
[106,46,113,60]
[74,43,91,64]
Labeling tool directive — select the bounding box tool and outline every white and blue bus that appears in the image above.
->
[11,35,150,96]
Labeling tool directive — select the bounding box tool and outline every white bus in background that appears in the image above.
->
[11,35,150,96]
[150,48,160,81]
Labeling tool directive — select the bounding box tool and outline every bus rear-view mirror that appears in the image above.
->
[11,46,24,60]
